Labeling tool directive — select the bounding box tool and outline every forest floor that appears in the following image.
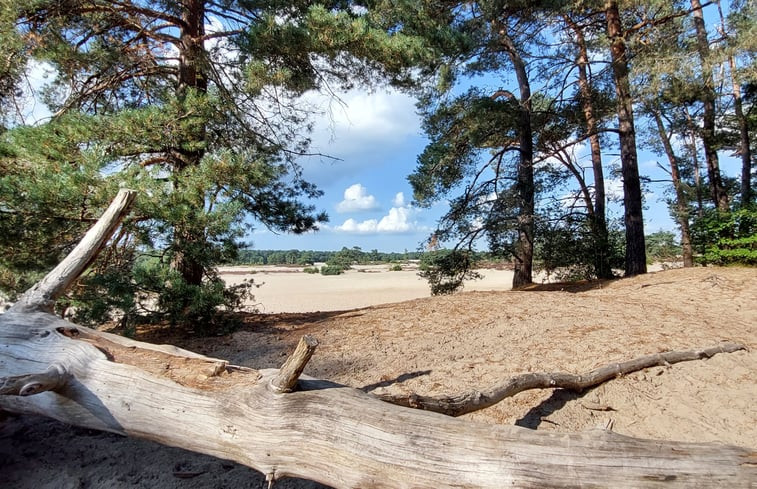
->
[1,266,755,488]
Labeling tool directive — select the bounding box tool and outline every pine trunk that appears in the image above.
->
[690,0,730,211]
[651,109,694,267]
[605,1,647,276]
[171,0,208,287]
[500,31,534,289]
[729,57,753,207]
[567,15,613,279]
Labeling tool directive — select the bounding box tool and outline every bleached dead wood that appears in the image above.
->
[374,343,748,416]
[0,190,755,488]
[9,189,136,314]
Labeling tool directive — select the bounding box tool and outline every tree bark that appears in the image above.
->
[565,14,613,279]
[2,191,755,488]
[650,107,695,267]
[605,1,647,276]
[499,29,534,289]
[171,0,209,288]
[690,0,730,211]
[729,56,753,207]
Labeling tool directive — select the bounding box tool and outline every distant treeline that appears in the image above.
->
[227,231,687,267]
[227,247,426,266]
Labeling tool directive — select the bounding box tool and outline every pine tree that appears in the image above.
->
[1,1,428,324]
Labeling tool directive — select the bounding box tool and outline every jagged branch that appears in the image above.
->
[374,343,748,416]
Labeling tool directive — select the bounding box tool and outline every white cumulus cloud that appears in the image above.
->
[377,206,412,233]
[336,183,380,213]
[336,218,379,233]
[392,192,406,207]
[334,204,428,235]
[304,88,420,157]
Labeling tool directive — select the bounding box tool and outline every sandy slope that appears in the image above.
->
[219,265,516,313]
[1,266,755,488]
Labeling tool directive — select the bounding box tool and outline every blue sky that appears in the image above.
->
[247,85,743,253]
[22,67,742,254]
[18,4,744,254]
[249,88,436,252]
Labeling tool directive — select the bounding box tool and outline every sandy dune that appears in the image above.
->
[219,265,516,313]
[1,266,755,489]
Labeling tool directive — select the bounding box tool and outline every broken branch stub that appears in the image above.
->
[0,364,68,396]
[270,335,318,393]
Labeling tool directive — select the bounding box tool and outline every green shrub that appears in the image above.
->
[303,266,320,274]
[389,263,403,271]
[418,249,481,295]
[325,247,358,270]
[320,264,345,275]
[534,218,624,281]
[692,208,757,266]
[645,231,682,264]
[64,251,256,334]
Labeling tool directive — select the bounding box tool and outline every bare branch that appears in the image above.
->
[10,189,137,314]
[375,343,747,416]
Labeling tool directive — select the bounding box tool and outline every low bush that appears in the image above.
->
[320,264,345,275]
[418,249,481,295]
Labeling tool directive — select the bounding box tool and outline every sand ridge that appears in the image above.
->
[1,266,755,488]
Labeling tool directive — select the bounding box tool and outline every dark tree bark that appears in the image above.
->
[565,14,613,279]
[605,1,647,276]
[171,0,209,287]
[729,57,753,207]
[499,30,534,288]
[690,0,730,211]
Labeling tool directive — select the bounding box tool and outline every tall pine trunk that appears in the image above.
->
[651,108,694,267]
[684,106,705,218]
[566,15,613,279]
[690,0,730,211]
[729,56,753,207]
[716,3,752,207]
[500,32,534,288]
[172,0,208,287]
[605,1,647,276]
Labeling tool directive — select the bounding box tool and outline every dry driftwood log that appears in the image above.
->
[1,189,755,489]
[374,343,748,416]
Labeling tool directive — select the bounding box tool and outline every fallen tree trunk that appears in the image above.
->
[374,343,747,416]
[1,190,755,488]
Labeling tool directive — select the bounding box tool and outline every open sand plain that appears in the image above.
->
[1,266,755,488]
[218,264,518,313]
